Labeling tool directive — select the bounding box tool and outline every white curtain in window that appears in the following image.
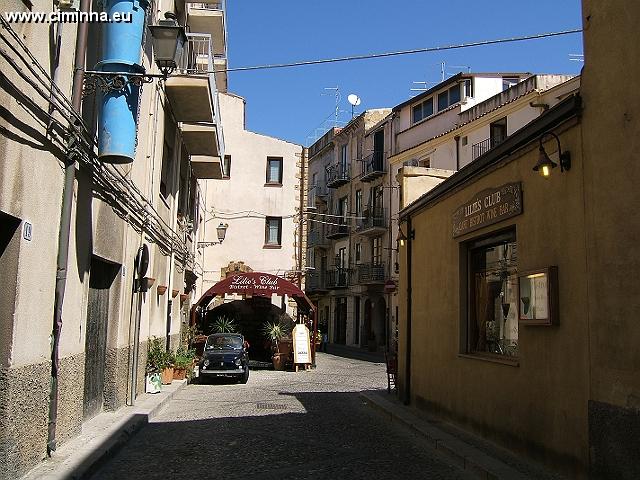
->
[269,160,281,182]
[267,219,279,243]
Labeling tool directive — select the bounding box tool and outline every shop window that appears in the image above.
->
[465,230,518,358]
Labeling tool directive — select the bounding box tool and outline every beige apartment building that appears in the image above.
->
[194,92,305,317]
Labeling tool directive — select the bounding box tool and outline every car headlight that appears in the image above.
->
[234,357,242,366]
[203,359,210,367]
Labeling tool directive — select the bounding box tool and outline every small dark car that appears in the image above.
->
[199,333,249,384]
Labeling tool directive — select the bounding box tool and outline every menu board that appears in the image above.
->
[518,267,557,325]
[292,324,311,364]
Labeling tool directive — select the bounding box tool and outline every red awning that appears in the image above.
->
[193,272,315,315]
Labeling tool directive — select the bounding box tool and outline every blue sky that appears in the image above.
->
[225,1,584,146]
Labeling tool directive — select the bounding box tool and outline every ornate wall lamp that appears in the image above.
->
[397,223,415,247]
[197,223,229,248]
[533,131,571,178]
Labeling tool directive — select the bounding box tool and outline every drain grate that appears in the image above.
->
[256,402,287,410]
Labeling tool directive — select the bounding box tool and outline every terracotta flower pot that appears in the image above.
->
[161,367,174,384]
[272,353,286,371]
[173,368,186,380]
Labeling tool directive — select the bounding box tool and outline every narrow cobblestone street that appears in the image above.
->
[92,354,472,479]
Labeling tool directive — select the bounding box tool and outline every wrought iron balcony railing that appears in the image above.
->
[361,151,386,182]
[308,229,329,248]
[356,263,385,284]
[326,267,350,288]
[306,271,328,292]
[326,163,350,188]
[356,207,386,235]
[472,135,506,160]
[326,219,349,239]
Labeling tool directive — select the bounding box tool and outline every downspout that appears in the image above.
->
[403,216,413,405]
[48,0,90,454]
[454,135,460,170]
[165,129,181,351]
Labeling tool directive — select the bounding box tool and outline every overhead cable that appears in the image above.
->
[225,29,583,72]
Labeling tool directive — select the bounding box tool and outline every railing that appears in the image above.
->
[308,229,328,247]
[357,207,386,232]
[326,267,350,288]
[181,33,213,74]
[188,2,223,10]
[306,271,327,292]
[472,136,505,160]
[326,219,349,238]
[326,163,350,187]
[361,151,386,181]
[356,263,385,284]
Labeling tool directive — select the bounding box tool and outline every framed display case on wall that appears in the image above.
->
[518,266,559,326]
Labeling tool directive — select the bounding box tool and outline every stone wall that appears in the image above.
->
[56,353,84,445]
[0,362,50,480]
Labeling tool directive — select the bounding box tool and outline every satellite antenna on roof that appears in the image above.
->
[347,94,361,118]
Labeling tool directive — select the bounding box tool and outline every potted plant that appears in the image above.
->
[146,337,164,393]
[212,315,237,334]
[173,346,195,380]
[161,349,175,385]
[262,319,291,370]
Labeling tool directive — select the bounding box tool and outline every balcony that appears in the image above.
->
[356,208,386,237]
[326,163,350,188]
[305,271,328,293]
[165,34,224,178]
[186,2,227,58]
[472,135,505,160]
[308,229,330,248]
[326,267,350,289]
[356,263,385,285]
[326,220,349,239]
[360,151,386,182]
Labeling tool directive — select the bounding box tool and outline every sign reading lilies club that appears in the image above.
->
[205,272,307,298]
[452,182,522,238]
[229,274,280,293]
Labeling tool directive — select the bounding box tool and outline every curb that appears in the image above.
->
[21,380,187,480]
[360,391,527,480]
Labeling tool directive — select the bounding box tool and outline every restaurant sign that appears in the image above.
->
[452,182,522,238]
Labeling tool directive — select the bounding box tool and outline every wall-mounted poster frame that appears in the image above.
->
[518,266,558,326]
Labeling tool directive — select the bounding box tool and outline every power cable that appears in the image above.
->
[224,29,582,72]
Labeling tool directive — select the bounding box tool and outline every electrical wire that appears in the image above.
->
[224,29,583,72]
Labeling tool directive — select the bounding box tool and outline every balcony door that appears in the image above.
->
[490,117,507,147]
[373,129,384,169]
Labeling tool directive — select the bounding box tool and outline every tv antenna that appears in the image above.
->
[569,53,584,62]
[323,87,341,127]
[347,93,361,118]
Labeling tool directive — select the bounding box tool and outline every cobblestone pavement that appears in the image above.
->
[92,353,474,480]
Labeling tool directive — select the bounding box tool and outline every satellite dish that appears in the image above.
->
[347,94,361,106]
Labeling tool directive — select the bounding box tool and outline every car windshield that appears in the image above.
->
[205,335,243,351]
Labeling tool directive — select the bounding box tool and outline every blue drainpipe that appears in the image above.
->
[96,0,150,164]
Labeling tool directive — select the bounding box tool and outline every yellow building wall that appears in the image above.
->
[399,121,590,473]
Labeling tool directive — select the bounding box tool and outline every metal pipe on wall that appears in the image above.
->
[403,216,413,405]
[48,0,90,455]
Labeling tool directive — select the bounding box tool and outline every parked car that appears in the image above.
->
[199,333,249,384]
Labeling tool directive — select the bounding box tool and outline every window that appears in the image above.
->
[338,196,348,223]
[463,79,473,98]
[372,237,382,265]
[465,230,518,358]
[340,145,348,174]
[266,157,283,184]
[355,243,361,263]
[308,172,317,207]
[502,77,520,91]
[160,111,176,198]
[412,97,433,124]
[337,247,347,268]
[223,155,231,178]
[355,190,363,218]
[437,84,463,112]
[264,217,282,246]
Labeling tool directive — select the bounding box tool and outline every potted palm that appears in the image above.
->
[262,320,291,370]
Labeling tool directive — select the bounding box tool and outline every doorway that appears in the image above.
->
[83,256,119,420]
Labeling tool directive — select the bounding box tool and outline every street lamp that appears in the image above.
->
[197,223,229,248]
[533,131,571,178]
[148,12,187,78]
